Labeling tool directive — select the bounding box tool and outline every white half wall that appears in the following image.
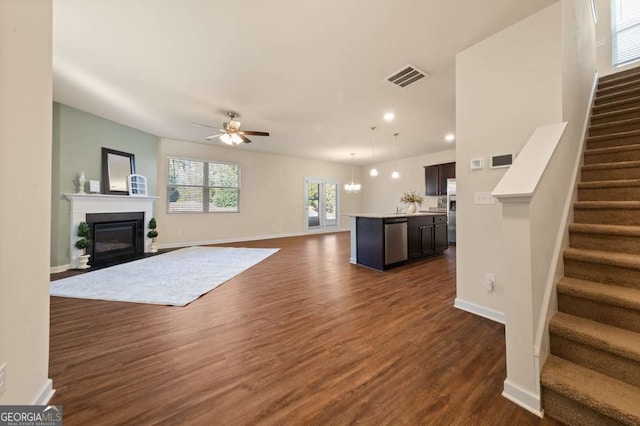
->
[0,0,53,404]
[455,3,563,319]
[157,138,362,246]
[360,149,455,214]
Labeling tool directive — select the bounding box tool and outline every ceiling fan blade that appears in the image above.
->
[205,133,224,140]
[240,130,270,136]
[192,122,218,129]
[238,134,252,144]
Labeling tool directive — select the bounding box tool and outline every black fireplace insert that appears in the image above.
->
[86,212,145,267]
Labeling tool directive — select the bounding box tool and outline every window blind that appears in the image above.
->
[167,158,240,213]
[612,0,640,67]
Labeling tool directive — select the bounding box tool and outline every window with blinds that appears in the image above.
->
[612,0,640,67]
[167,157,240,213]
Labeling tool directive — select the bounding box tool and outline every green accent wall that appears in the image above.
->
[51,103,158,267]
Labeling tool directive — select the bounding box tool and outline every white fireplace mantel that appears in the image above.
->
[65,193,159,269]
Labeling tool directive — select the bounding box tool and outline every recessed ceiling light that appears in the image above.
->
[384,112,395,121]
[445,133,455,142]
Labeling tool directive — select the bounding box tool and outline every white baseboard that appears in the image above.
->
[158,228,350,250]
[50,264,70,274]
[454,298,505,324]
[502,379,543,418]
[32,379,55,405]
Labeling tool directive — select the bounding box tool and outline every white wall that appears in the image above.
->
[595,0,640,77]
[157,139,362,246]
[455,3,563,320]
[360,149,455,214]
[0,0,53,404]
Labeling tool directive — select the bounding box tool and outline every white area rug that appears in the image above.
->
[50,246,279,306]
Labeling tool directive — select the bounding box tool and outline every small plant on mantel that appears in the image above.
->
[75,221,92,269]
[147,217,159,253]
[400,190,425,214]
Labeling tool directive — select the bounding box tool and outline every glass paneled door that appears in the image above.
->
[304,177,339,230]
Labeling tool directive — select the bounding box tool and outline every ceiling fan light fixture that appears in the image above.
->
[229,120,242,131]
[231,133,243,144]
[220,133,233,145]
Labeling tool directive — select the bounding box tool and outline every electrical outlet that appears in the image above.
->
[474,192,497,205]
[484,273,495,293]
[0,363,6,397]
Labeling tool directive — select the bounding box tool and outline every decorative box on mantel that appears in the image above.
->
[65,193,159,269]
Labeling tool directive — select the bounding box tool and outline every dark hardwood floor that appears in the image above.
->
[50,232,562,425]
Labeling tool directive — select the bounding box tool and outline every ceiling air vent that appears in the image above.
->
[385,64,429,88]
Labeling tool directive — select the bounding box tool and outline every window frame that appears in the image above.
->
[611,0,640,68]
[166,156,241,214]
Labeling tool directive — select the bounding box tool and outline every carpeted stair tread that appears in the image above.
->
[582,160,640,171]
[589,116,640,133]
[541,355,640,425]
[587,129,640,143]
[598,78,640,95]
[593,95,640,114]
[599,67,640,86]
[550,312,640,362]
[569,223,640,236]
[557,277,640,312]
[596,86,640,104]
[584,143,640,156]
[578,179,640,189]
[591,105,640,123]
[573,200,640,209]
[564,247,640,270]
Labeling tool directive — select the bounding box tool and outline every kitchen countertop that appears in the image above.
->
[346,212,446,219]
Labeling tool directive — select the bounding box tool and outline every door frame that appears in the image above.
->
[304,176,340,232]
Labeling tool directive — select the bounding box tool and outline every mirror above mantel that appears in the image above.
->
[102,147,135,195]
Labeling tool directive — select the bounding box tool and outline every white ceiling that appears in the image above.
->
[53,0,557,165]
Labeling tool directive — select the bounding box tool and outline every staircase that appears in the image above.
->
[541,67,640,425]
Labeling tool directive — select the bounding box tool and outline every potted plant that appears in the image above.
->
[75,221,92,269]
[147,217,159,253]
[400,190,425,214]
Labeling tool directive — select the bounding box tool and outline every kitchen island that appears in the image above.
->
[347,213,448,271]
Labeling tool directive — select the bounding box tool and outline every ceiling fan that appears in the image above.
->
[192,112,270,145]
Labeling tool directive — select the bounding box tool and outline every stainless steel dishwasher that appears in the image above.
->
[384,218,408,265]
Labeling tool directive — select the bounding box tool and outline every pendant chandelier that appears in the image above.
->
[369,126,378,177]
[392,133,400,179]
[344,153,361,193]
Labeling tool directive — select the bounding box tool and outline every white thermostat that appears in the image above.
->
[490,153,516,169]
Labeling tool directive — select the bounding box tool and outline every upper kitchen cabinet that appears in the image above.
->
[424,162,455,195]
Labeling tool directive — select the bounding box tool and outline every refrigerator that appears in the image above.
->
[447,179,456,245]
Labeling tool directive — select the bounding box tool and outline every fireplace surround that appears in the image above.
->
[65,193,158,270]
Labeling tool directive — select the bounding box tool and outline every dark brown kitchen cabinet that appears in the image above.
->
[434,215,448,252]
[424,162,455,195]
[407,216,440,260]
